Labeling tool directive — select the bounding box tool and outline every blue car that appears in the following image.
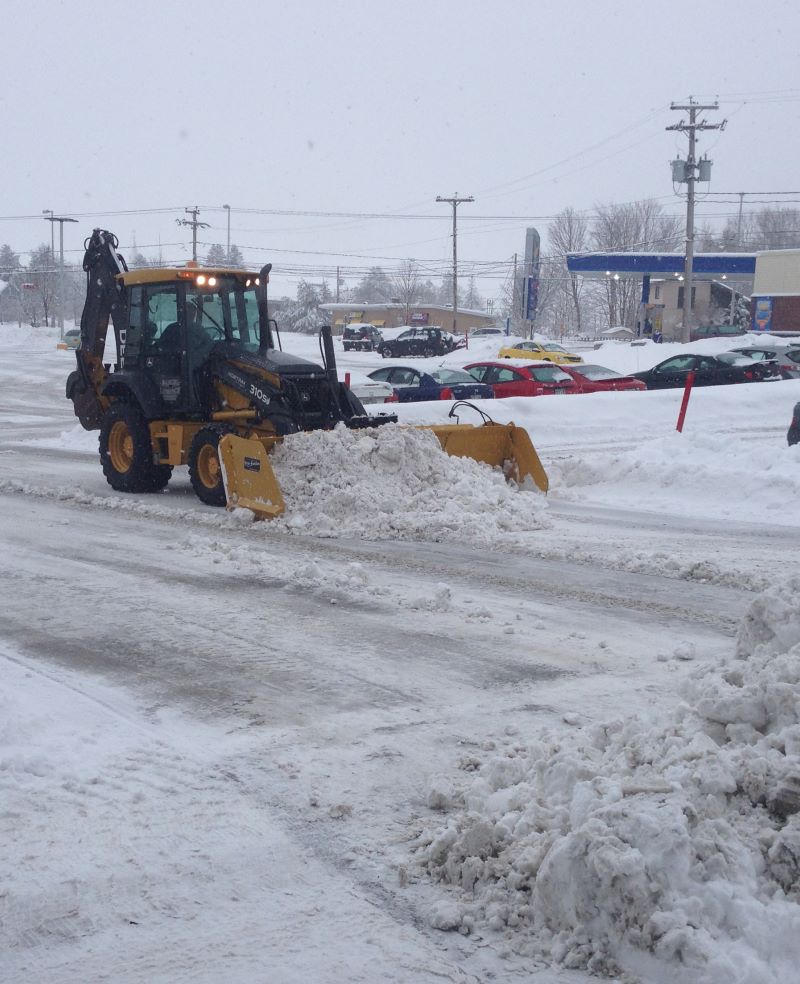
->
[367,365,494,403]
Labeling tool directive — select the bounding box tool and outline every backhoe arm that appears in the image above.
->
[66,229,128,429]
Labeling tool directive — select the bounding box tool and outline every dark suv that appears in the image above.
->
[342,323,383,352]
[378,327,456,359]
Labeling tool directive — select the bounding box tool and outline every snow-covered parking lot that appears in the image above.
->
[2,326,800,984]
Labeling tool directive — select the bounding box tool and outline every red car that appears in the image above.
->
[557,364,647,393]
[464,360,580,397]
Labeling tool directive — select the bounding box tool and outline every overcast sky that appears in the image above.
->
[2,0,799,299]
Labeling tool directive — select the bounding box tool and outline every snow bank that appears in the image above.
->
[269,422,548,541]
[551,428,800,520]
[415,579,800,983]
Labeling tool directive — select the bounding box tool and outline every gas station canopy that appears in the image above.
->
[566,252,756,278]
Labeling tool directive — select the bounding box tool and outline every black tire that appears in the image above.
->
[99,403,171,493]
[188,425,234,507]
[423,347,435,358]
[382,346,393,359]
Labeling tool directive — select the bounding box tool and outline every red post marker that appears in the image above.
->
[676,370,695,432]
[344,371,351,388]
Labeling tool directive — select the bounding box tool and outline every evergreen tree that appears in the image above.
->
[228,244,244,268]
[205,243,227,266]
[0,244,20,276]
[353,266,392,302]
[129,251,151,270]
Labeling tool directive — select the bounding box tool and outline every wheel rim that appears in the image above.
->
[108,421,134,473]
[196,444,221,489]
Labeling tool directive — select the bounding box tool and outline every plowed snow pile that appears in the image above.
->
[268,423,548,540]
[415,578,800,983]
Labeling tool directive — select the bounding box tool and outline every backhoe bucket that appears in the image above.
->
[218,434,286,519]
[424,422,549,493]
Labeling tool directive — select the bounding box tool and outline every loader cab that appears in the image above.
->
[122,271,269,414]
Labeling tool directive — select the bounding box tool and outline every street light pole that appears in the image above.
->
[44,214,78,337]
[223,204,231,265]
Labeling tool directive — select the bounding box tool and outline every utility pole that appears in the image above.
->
[736,192,745,246]
[223,204,231,264]
[176,206,210,262]
[44,214,78,337]
[436,193,473,335]
[667,98,726,343]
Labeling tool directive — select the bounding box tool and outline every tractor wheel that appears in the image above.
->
[99,403,170,493]
[188,425,233,507]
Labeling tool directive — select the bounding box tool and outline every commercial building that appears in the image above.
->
[751,250,800,333]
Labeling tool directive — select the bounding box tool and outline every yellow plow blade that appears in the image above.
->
[218,434,286,519]
[424,422,549,493]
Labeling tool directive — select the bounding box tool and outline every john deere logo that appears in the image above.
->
[243,457,261,472]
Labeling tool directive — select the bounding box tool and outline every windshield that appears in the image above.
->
[184,277,266,351]
[574,364,621,381]
[431,369,477,384]
[542,342,566,351]
[529,366,572,382]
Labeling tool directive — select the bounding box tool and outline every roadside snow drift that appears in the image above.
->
[416,578,800,983]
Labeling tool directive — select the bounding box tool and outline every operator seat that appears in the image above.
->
[156,321,183,352]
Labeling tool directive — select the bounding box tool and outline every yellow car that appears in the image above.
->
[497,340,583,364]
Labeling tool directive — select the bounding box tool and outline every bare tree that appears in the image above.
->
[548,207,589,334]
[392,259,421,323]
[592,200,681,328]
[26,244,56,328]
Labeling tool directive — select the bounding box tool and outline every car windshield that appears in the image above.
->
[542,342,567,352]
[529,366,572,382]
[572,364,621,381]
[430,369,476,384]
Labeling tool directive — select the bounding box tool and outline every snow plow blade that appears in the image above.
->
[425,421,549,493]
[218,434,286,519]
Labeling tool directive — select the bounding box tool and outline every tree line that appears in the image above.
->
[3,205,800,333]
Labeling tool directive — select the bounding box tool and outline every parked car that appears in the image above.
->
[63,328,81,350]
[789,402,800,446]
[497,339,583,364]
[343,372,396,405]
[377,327,458,359]
[556,363,647,393]
[689,324,746,342]
[342,323,383,352]
[728,345,800,380]
[367,365,494,403]
[633,352,779,389]
[469,327,505,337]
[464,360,580,397]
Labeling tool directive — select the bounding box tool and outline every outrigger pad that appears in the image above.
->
[218,434,286,519]
[424,422,549,493]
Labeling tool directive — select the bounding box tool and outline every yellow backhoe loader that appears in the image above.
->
[66,229,547,518]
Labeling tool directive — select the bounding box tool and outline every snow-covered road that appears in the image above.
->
[2,327,799,983]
